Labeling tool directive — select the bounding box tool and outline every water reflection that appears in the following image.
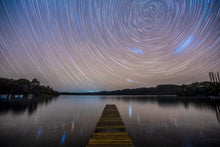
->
[0,97,58,115]
[22,128,28,136]
[129,104,132,118]
[215,105,220,122]
[0,95,219,147]
[106,96,220,124]
[71,122,75,132]
[36,128,42,139]
[61,133,65,145]
[106,96,220,147]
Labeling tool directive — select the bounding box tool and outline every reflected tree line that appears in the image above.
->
[105,96,220,124]
[0,96,58,115]
[0,77,59,115]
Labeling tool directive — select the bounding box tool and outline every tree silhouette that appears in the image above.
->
[0,77,58,97]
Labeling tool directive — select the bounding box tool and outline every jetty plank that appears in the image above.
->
[87,104,134,147]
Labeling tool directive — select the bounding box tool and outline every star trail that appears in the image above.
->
[0,0,219,92]
[174,36,194,54]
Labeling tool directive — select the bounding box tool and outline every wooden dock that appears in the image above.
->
[87,104,134,147]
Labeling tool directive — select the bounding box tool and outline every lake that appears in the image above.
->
[0,95,220,147]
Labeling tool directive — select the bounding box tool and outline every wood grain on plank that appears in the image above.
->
[87,104,134,147]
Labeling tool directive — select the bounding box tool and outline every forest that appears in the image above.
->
[0,77,59,98]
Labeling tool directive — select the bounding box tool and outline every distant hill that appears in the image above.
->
[60,84,180,95]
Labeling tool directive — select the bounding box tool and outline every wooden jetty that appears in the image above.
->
[87,104,134,147]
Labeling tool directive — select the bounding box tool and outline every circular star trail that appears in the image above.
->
[0,0,220,92]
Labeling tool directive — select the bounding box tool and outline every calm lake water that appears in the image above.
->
[0,95,220,147]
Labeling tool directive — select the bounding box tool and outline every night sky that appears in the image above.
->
[0,0,219,92]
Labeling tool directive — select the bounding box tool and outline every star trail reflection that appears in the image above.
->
[129,104,132,118]
[61,133,65,145]
[36,128,41,139]
[0,0,219,92]
[0,96,220,146]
